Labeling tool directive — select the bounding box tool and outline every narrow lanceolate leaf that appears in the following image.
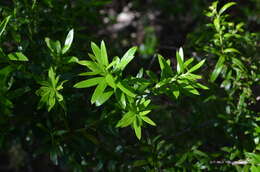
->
[106,56,120,70]
[194,83,209,90]
[48,67,57,87]
[176,50,184,74]
[77,60,102,73]
[105,74,116,89]
[8,52,29,61]
[117,82,136,97]
[213,18,220,32]
[158,54,165,71]
[91,42,102,65]
[158,54,173,78]
[188,59,206,73]
[219,2,236,15]
[118,47,137,71]
[74,77,104,88]
[62,29,74,54]
[210,56,225,82]
[172,84,180,98]
[95,91,113,106]
[116,91,126,109]
[141,116,156,126]
[0,16,11,37]
[232,57,245,70]
[100,40,109,66]
[133,119,141,140]
[91,80,107,104]
[183,57,194,69]
[184,85,200,95]
[139,110,151,116]
[223,48,240,54]
[179,47,184,61]
[116,111,136,128]
[78,71,99,76]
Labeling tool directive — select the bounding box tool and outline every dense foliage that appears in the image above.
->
[0,0,259,171]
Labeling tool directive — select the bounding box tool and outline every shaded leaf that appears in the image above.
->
[210,56,225,82]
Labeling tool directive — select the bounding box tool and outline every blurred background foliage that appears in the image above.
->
[0,0,259,171]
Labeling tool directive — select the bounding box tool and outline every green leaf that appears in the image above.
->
[120,92,126,109]
[105,74,116,89]
[118,47,137,71]
[100,40,109,66]
[176,49,184,74]
[95,91,113,106]
[183,85,200,95]
[180,73,202,80]
[172,84,180,98]
[232,57,245,70]
[143,99,151,107]
[133,119,141,140]
[77,60,102,73]
[139,110,151,116]
[158,54,173,78]
[158,54,165,71]
[74,77,104,88]
[78,71,100,76]
[48,67,59,89]
[45,38,61,55]
[106,56,120,70]
[117,82,136,97]
[91,42,102,65]
[146,70,158,82]
[213,17,220,32]
[91,80,107,104]
[67,56,79,63]
[223,48,240,54]
[0,16,11,38]
[133,160,148,167]
[136,68,144,78]
[116,90,126,109]
[210,56,225,82]
[219,2,236,15]
[8,52,29,61]
[183,57,194,69]
[179,47,184,61]
[188,59,205,73]
[141,116,156,126]
[62,29,74,54]
[194,83,209,90]
[116,111,136,128]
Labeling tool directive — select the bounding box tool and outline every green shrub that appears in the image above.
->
[0,1,259,171]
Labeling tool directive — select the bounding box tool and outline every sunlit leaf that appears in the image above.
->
[118,47,137,71]
[62,29,74,54]
[219,2,236,15]
[188,59,205,73]
[74,77,104,88]
[100,40,109,66]
[141,116,156,126]
[117,82,136,97]
[8,52,29,61]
